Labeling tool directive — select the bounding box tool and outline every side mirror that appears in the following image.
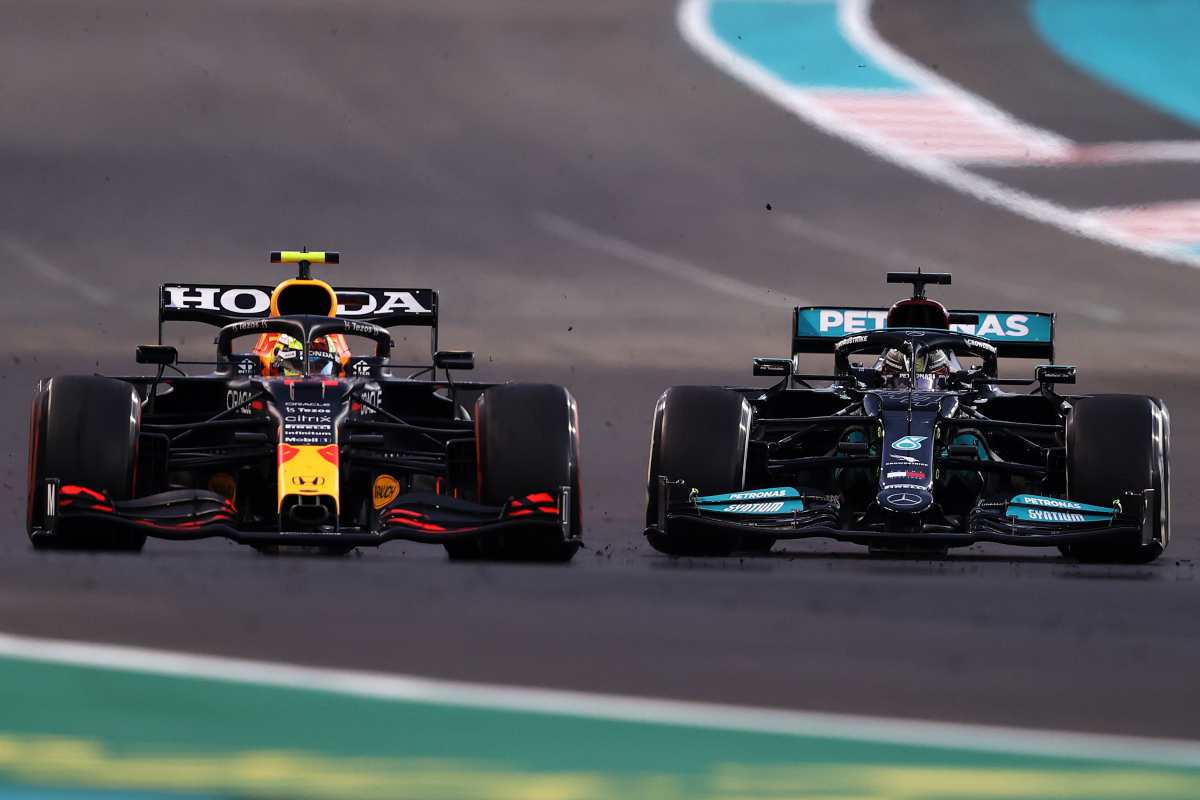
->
[753,357,792,378]
[136,345,178,366]
[1035,364,1076,385]
[434,350,475,371]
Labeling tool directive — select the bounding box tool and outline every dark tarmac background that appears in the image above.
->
[0,0,1197,740]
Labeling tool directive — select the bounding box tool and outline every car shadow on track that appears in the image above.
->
[646,545,1178,582]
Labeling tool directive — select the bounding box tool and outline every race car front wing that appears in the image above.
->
[33,479,575,549]
[647,476,1155,550]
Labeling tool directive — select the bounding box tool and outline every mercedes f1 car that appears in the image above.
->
[646,272,1168,563]
[27,251,581,560]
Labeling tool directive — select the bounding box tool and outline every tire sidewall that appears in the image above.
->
[475,383,581,538]
[1066,394,1168,558]
[28,375,143,548]
[645,385,753,529]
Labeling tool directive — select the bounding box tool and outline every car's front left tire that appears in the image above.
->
[1061,394,1168,564]
[445,383,581,562]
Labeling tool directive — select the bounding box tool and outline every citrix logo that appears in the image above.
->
[285,413,332,424]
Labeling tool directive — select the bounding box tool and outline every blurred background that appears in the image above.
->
[1,0,1198,797]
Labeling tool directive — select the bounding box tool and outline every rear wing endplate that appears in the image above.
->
[792,306,1054,359]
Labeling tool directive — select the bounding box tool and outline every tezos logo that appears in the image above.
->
[891,436,927,451]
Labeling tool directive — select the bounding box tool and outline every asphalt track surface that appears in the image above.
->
[1,0,1199,741]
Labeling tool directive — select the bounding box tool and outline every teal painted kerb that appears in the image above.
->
[710,0,912,89]
[0,655,1129,769]
[0,791,221,800]
[1030,0,1200,127]
[0,656,1199,797]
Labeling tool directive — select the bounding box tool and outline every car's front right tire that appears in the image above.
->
[27,375,146,552]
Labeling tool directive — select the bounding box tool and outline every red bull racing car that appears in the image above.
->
[26,251,581,560]
[646,272,1169,563]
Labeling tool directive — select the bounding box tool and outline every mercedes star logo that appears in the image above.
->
[886,493,923,507]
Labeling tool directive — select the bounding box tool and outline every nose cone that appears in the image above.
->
[877,488,933,514]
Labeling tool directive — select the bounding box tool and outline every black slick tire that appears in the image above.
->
[1061,394,1168,564]
[446,384,581,562]
[27,375,146,552]
[645,386,756,556]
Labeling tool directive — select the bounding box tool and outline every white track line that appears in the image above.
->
[535,211,803,308]
[836,0,1071,154]
[1085,200,1200,244]
[0,630,1198,768]
[0,237,114,306]
[966,140,1200,167]
[677,0,1200,269]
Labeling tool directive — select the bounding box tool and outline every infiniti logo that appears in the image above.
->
[886,493,923,507]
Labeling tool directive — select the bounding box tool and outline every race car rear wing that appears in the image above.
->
[792,306,1054,360]
[158,283,439,342]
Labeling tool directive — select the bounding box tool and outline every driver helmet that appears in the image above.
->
[879,348,951,389]
[271,334,338,377]
[880,348,951,375]
[917,349,951,375]
[881,348,908,375]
